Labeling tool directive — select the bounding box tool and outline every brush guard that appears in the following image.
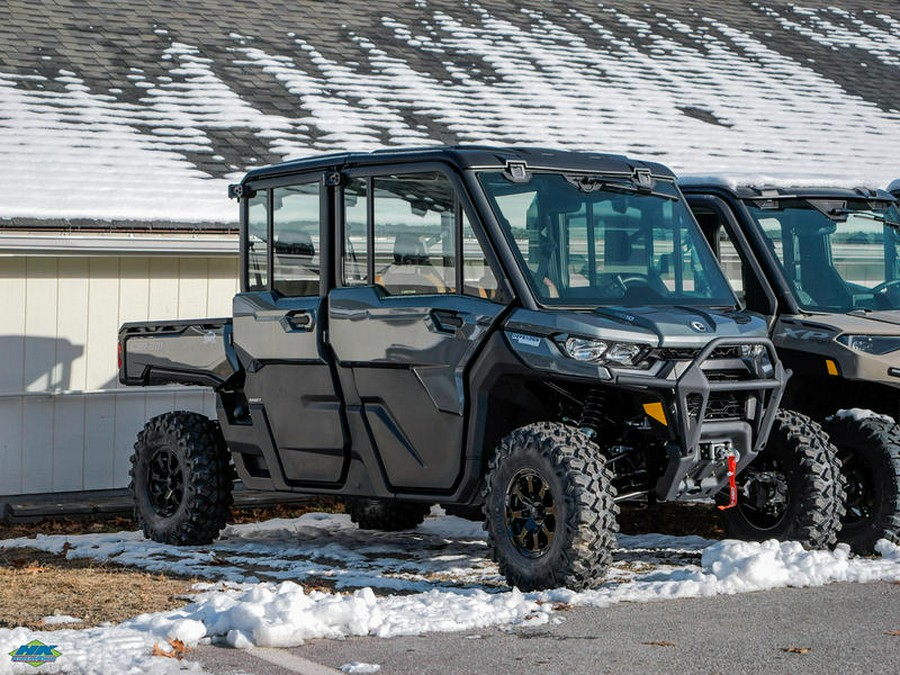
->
[617,336,786,502]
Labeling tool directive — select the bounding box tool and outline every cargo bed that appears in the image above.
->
[118,318,236,387]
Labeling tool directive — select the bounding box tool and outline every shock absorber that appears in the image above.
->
[579,387,607,436]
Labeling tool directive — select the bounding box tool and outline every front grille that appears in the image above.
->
[704,369,750,382]
[655,346,754,361]
[710,346,744,359]
[655,348,698,361]
[706,392,746,420]
[687,392,747,421]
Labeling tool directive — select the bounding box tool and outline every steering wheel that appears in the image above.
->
[599,273,648,297]
[614,274,650,293]
[871,279,900,308]
[872,279,900,294]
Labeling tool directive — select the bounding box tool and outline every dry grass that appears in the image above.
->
[0,500,344,630]
[0,547,195,631]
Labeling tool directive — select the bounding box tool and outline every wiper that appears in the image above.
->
[828,208,900,228]
[563,175,678,200]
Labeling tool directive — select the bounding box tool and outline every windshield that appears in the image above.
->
[747,199,900,312]
[479,171,735,307]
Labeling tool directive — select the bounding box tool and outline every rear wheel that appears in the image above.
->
[130,411,233,545]
[345,498,431,531]
[721,409,845,549]
[825,414,900,553]
[483,422,619,591]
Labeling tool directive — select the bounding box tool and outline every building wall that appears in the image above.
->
[0,254,239,497]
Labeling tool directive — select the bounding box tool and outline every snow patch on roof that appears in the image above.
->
[1,4,898,223]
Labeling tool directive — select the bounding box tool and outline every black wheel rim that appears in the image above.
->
[147,447,184,517]
[736,460,790,530]
[505,468,557,558]
[840,453,876,526]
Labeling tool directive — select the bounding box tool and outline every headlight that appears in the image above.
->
[562,336,649,367]
[564,337,608,362]
[740,344,766,358]
[837,334,900,355]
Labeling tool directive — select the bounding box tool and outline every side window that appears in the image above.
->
[246,191,269,291]
[462,212,499,298]
[343,177,369,286]
[706,211,772,313]
[373,173,456,296]
[718,228,745,300]
[272,182,321,296]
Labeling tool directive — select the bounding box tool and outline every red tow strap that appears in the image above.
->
[717,455,738,510]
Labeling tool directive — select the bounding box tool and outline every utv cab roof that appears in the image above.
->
[235,145,677,188]
[679,175,896,203]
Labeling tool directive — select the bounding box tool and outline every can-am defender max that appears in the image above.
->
[683,178,900,552]
[119,147,838,591]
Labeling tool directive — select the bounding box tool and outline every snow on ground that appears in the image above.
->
[1,511,899,674]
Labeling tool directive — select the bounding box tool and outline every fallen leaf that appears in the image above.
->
[886,630,900,637]
[151,639,192,660]
[10,559,27,569]
[168,639,191,656]
[644,641,676,648]
[782,647,811,654]
[151,644,176,659]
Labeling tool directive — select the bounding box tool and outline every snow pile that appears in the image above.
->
[541,538,900,608]
[125,583,549,648]
[830,408,897,425]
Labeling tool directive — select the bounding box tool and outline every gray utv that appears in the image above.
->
[683,178,900,552]
[119,147,838,591]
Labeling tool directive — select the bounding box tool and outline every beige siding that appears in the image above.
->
[0,254,239,497]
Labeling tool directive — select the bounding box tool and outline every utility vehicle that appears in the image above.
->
[682,178,900,552]
[119,147,839,590]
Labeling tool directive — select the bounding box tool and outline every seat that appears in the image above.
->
[380,233,447,295]
[274,230,319,296]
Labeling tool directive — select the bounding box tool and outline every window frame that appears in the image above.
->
[241,171,327,297]
[336,162,509,301]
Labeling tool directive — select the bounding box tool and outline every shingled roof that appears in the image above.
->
[1,0,898,227]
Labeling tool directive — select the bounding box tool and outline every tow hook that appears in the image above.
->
[717,455,738,510]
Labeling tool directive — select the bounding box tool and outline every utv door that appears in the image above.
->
[233,176,348,485]
[329,169,507,491]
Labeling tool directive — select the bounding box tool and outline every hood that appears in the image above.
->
[808,310,900,335]
[850,309,900,329]
[505,305,769,348]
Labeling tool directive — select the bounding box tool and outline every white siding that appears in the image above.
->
[0,254,239,497]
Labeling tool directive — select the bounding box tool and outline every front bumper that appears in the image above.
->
[617,337,787,501]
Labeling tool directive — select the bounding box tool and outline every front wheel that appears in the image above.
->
[720,409,845,549]
[483,422,619,591]
[130,411,233,545]
[825,414,900,553]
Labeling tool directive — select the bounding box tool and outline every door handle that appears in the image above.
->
[430,309,463,333]
[283,310,312,331]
